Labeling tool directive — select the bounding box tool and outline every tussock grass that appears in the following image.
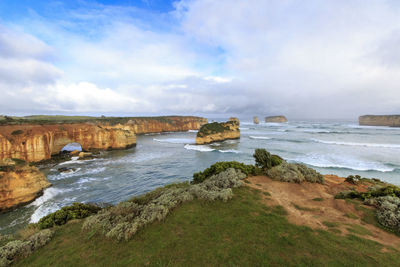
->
[14,187,400,267]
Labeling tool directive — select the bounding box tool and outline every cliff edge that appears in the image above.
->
[359,115,400,127]
[0,159,50,211]
[195,118,240,145]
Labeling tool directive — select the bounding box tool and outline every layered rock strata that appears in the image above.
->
[359,115,400,127]
[265,116,288,123]
[0,116,208,162]
[195,118,240,145]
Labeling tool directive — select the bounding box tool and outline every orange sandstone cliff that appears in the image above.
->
[195,118,240,145]
[0,116,208,162]
[0,159,51,211]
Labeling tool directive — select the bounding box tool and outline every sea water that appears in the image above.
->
[1,119,399,233]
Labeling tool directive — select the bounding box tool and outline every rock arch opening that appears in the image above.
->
[61,142,82,153]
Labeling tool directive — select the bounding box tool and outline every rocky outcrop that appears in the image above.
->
[0,116,207,162]
[359,115,400,127]
[253,116,259,124]
[0,159,50,211]
[195,118,240,145]
[265,116,288,123]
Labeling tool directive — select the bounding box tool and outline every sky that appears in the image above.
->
[0,0,400,119]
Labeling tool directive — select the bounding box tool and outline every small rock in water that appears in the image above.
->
[58,167,77,173]
[70,150,80,156]
[79,152,93,159]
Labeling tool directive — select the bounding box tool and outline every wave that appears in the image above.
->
[239,127,250,130]
[311,138,400,149]
[48,167,106,180]
[290,154,396,173]
[249,136,271,140]
[187,130,198,133]
[218,149,241,154]
[153,138,194,144]
[184,144,215,152]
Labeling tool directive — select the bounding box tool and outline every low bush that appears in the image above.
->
[266,162,324,184]
[192,161,258,184]
[83,168,246,241]
[335,185,400,201]
[38,203,101,229]
[253,149,283,171]
[0,230,53,266]
[345,175,361,184]
[375,196,400,233]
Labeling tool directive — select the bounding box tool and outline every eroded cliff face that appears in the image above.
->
[196,118,240,145]
[265,116,288,123]
[359,115,400,127]
[0,160,51,211]
[0,116,208,162]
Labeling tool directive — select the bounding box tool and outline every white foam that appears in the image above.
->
[187,130,198,133]
[75,177,98,184]
[239,127,249,130]
[249,136,271,140]
[29,188,65,207]
[153,138,194,144]
[218,149,241,154]
[311,138,400,149]
[184,144,215,152]
[291,154,395,173]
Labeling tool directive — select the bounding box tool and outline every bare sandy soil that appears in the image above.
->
[246,175,400,248]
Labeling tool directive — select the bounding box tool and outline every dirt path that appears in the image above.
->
[246,175,400,248]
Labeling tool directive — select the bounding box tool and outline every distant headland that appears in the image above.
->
[359,115,400,127]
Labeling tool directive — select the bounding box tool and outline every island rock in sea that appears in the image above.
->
[265,116,288,123]
[253,116,259,124]
[0,159,51,212]
[195,118,240,145]
[359,115,400,127]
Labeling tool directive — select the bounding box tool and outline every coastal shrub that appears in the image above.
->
[0,230,53,267]
[253,149,283,171]
[192,161,257,184]
[197,122,230,137]
[373,196,400,232]
[345,175,361,184]
[335,185,400,201]
[266,162,324,184]
[38,203,101,229]
[83,168,245,241]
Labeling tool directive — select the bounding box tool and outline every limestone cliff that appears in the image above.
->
[0,159,50,211]
[0,116,207,162]
[359,115,400,127]
[265,116,288,123]
[253,116,259,124]
[196,118,240,145]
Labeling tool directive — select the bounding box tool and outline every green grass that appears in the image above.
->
[263,191,271,197]
[322,221,340,228]
[14,187,400,266]
[346,225,372,236]
[344,213,359,219]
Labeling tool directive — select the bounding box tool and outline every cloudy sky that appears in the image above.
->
[1,0,400,119]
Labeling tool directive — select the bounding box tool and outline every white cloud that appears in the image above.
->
[1,1,400,118]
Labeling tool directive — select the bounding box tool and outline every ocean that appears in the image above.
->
[1,119,399,234]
